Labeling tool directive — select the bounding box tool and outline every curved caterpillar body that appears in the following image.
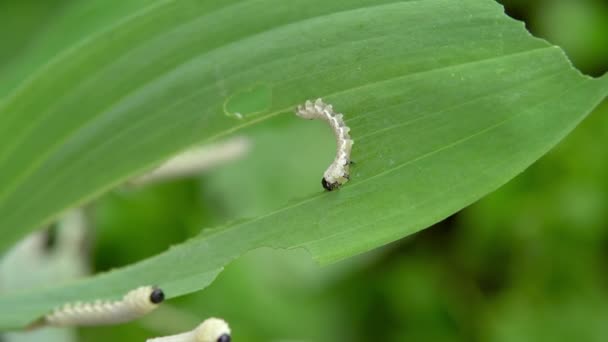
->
[296,98,354,191]
[44,286,164,327]
[147,318,231,342]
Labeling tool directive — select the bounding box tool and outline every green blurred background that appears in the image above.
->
[1,0,607,341]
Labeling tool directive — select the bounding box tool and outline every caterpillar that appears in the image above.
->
[147,318,231,342]
[296,98,354,191]
[43,286,164,327]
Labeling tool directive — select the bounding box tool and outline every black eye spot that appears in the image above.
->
[149,288,165,304]
[217,333,231,342]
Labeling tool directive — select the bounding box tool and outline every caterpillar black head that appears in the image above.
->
[217,333,231,342]
[321,178,340,191]
[149,287,165,304]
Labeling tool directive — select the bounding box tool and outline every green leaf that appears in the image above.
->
[0,0,607,330]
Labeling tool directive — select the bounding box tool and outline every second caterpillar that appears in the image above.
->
[43,286,164,327]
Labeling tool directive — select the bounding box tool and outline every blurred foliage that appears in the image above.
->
[0,1,65,65]
[1,0,607,341]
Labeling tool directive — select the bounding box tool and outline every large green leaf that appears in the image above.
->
[0,0,607,330]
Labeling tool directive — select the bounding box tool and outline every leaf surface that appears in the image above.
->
[0,0,607,330]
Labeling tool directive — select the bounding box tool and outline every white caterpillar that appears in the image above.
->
[147,318,231,342]
[296,98,354,191]
[43,286,164,327]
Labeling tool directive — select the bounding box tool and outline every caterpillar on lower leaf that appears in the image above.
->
[147,318,231,342]
[42,286,164,327]
[296,98,354,191]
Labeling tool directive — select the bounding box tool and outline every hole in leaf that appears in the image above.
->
[223,83,273,120]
